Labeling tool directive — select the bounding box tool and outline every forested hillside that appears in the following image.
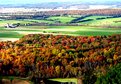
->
[0,34,121,83]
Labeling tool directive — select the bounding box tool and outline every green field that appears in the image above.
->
[23,19,54,24]
[78,16,121,27]
[0,26,121,39]
[47,16,76,23]
[0,19,54,27]
[81,16,111,20]
[1,15,121,27]
[0,32,23,38]
[0,15,121,41]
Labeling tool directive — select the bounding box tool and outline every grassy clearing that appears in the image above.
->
[82,16,111,20]
[0,16,77,27]
[1,16,121,27]
[0,19,54,27]
[0,32,23,38]
[70,15,81,18]
[46,26,121,36]
[78,16,121,27]
[0,20,32,26]
[70,30,121,36]
[22,19,54,24]
[47,16,76,23]
[49,78,77,84]
[1,26,121,40]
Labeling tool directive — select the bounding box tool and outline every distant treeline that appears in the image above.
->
[1,9,121,20]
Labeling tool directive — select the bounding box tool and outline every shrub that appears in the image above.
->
[95,63,121,84]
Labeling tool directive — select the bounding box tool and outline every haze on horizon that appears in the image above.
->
[0,0,121,5]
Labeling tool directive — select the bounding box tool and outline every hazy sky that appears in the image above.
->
[0,0,120,4]
[0,0,79,4]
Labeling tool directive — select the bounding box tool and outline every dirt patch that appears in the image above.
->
[2,79,30,84]
[77,78,83,84]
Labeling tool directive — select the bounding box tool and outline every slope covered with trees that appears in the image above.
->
[0,34,121,83]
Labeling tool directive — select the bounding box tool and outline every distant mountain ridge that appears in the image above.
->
[0,2,121,9]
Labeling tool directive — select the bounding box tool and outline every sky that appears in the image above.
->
[0,0,121,5]
[0,0,79,4]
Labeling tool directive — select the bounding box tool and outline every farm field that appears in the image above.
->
[0,26,121,41]
[0,15,121,41]
[0,16,77,26]
[81,16,112,20]
[0,19,54,27]
[77,16,121,27]
[47,16,76,23]
[1,15,121,27]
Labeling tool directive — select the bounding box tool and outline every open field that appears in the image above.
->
[1,15,121,27]
[0,26,121,41]
[77,16,121,27]
[1,15,121,26]
[47,16,76,23]
[0,16,76,26]
[81,16,112,20]
[0,19,54,27]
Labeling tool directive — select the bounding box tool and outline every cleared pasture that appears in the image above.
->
[82,15,111,20]
[0,15,121,42]
[0,26,121,42]
[22,19,54,24]
[47,16,76,23]
[78,16,121,27]
[0,31,23,38]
